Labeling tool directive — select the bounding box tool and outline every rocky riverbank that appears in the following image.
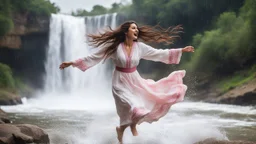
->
[0,90,22,106]
[203,78,256,106]
[0,108,50,144]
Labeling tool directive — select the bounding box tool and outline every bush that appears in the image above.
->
[0,0,59,36]
[27,0,60,16]
[0,63,15,89]
[184,0,255,76]
[0,14,13,36]
[10,0,60,16]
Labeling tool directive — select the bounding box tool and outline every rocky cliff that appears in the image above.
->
[0,13,50,90]
[0,13,49,49]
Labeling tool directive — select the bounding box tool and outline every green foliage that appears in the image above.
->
[72,9,90,16]
[14,77,34,96]
[0,0,11,15]
[127,0,244,43]
[4,0,60,16]
[27,0,60,16]
[9,0,31,13]
[90,5,107,15]
[9,0,60,15]
[184,0,255,76]
[0,63,32,96]
[217,64,256,93]
[0,63,15,89]
[109,3,123,13]
[240,0,256,27]
[0,14,13,36]
[0,0,60,36]
[72,3,124,16]
[185,29,224,74]
[240,0,256,54]
[0,0,13,36]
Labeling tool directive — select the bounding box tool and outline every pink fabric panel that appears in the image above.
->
[118,70,187,125]
[169,49,182,64]
[72,58,88,71]
[131,107,149,122]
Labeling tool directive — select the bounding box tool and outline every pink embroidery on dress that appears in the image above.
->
[169,49,181,64]
[72,58,87,71]
[121,42,136,68]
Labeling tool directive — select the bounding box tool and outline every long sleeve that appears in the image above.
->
[139,42,182,64]
[72,47,108,71]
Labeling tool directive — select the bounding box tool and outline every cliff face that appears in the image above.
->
[0,13,49,49]
[0,13,50,89]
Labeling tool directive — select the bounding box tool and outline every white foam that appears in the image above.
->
[173,102,256,115]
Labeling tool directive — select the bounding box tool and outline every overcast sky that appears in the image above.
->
[50,0,131,14]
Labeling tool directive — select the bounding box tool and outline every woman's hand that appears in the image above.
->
[59,61,73,70]
[182,46,194,53]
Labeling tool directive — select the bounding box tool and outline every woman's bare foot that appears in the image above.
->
[130,124,138,136]
[116,127,123,144]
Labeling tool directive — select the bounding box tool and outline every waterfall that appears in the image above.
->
[44,13,117,94]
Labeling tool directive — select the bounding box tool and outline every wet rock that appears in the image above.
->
[205,79,256,106]
[0,90,22,106]
[214,79,256,106]
[0,117,11,124]
[0,98,22,105]
[0,124,50,144]
[217,91,256,105]
[0,109,11,124]
[0,109,6,116]
[194,138,256,144]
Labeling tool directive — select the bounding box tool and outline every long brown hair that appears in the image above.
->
[87,21,182,60]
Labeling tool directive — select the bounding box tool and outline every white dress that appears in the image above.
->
[72,42,187,126]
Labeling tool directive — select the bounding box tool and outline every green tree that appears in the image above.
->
[9,0,59,15]
[0,0,60,36]
[184,0,255,76]
[0,0,13,36]
[0,15,13,36]
[109,3,122,13]
[90,5,108,16]
[72,9,90,16]
[0,63,15,89]
[26,0,60,16]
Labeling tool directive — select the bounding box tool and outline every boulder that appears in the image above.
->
[0,124,49,144]
[0,90,22,106]
[0,109,11,124]
[214,79,256,105]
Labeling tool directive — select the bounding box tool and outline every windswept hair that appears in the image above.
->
[87,21,183,60]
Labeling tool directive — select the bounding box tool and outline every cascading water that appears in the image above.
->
[44,13,117,93]
[36,13,119,111]
[1,13,255,144]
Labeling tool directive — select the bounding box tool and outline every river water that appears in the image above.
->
[2,97,256,144]
[2,13,256,144]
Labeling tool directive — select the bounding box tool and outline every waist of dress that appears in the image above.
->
[115,66,137,73]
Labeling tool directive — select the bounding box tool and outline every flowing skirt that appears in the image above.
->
[112,70,187,126]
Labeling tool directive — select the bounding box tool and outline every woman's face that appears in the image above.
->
[126,23,139,41]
